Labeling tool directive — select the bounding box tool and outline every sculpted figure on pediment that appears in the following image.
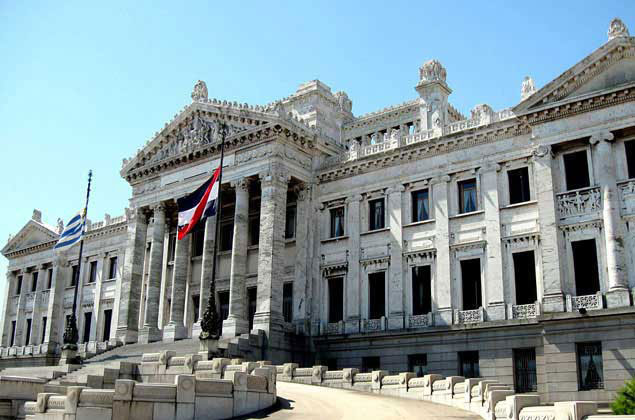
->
[191,80,208,102]
[335,91,352,113]
[419,59,447,83]
[520,76,536,100]
[608,18,629,40]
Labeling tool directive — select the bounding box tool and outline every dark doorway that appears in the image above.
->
[563,151,590,190]
[25,318,32,346]
[572,239,601,295]
[409,354,428,377]
[461,259,482,310]
[513,251,538,304]
[368,272,385,319]
[41,317,47,343]
[10,321,16,346]
[627,140,635,179]
[102,309,112,342]
[219,291,230,322]
[459,351,480,378]
[513,348,537,393]
[412,266,432,315]
[283,283,293,323]
[328,277,344,323]
[192,295,200,323]
[361,356,380,373]
[248,287,257,331]
[83,312,92,343]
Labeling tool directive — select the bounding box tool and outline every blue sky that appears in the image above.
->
[0,1,633,319]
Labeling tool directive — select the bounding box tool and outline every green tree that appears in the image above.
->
[612,377,635,415]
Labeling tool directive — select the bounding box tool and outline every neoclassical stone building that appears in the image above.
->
[2,18,635,401]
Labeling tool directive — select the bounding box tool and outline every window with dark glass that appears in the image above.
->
[626,140,635,179]
[219,291,230,322]
[108,256,118,279]
[167,233,177,262]
[83,312,92,343]
[459,351,480,378]
[458,179,478,214]
[192,228,205,257]
[16,275,22,295]
[285,206,296,239]
[47,268,53,289]
[41,317,47,343]
[409,354,428,377]
[513,348,537,393]
[192,295,200,323]
[572,239,600,296]
[577,342,604,390]
[412,266,432,315]
[330,207,345,237]
[31,272,38,292]
[249,216,260,246]
[361,356,380,373]
[508,167,531,204]
[283,282,293,323]
[25,318,32,346]
[328,277,344,323]
[220,222,234,251]
[369,198,385,230]
[368,272,385,319]
[513,251,537,305]
[461,259,482,310]
[88,261,98,284]
[71,265,79,287]
[412,189,430,222]
[563,150,590,190]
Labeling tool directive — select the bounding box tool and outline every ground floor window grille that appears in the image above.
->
[513,348,537,393]
[577,342,604,390]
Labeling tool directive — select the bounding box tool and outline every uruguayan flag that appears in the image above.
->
[54,211,85,251]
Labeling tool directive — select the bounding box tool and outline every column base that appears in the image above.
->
[138,325,162,344]
[606,288,631,308]
[162,323,188,342]
[387,315,404,330]
[58,348,80,365]
[115,327,138,345]
[542,293,565,313]
[198,338,220,361]
[222,316,249,339]
[434,308,453,326]
[191,322,202,339]
[251,312,283,336]
[486,303,506,321]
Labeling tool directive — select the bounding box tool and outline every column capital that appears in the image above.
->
[37,263,48,271]
[231,178,251,192]
[53,256,69,268]
[294,183,310,201]
[386,184,405,195]
[481,161,502,173]
[259,166,290,187]
[152,202,167,215]
[430,174,451,185]
[345,194,363,204]
[589,130,615,146]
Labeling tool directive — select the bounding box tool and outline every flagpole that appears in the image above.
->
[63,170,92,356]
[199,122,227,340]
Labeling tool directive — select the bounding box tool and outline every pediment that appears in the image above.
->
[2,220,59,256]
[514,36,635,114]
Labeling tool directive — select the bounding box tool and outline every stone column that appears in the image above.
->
[432,176,453,325]
[533,145,565,312]
[164,233,190,342]
[293,184,310,332]
[15,270,27,346]
[1,271,14,347]
[115,207,148,344]
[591,131,630,307]
[252,165,289,335]
[44,257,69,353]
[32,265,48,344]
[223,178,250,338]
[139,203,166,343]
[90,253,106,343]
[345,194,361,334]
[192,213,217,337]
[481,165,506,320]
[387,185,405,329]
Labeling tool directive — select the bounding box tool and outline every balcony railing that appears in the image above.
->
[567,292,603,311]
[362,317,385,332]
[556,186,601,218]
[454,308,484,324]
[326,321,344,336]
[408,313,433,328]
[509,303,539,320]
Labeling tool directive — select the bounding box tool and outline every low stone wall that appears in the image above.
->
[274,364,634,420]
[0,341,115,370]
[0,375,47,419]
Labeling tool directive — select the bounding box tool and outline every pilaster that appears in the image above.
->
[192,213,217,337]
[222,178,251,338]
[164,233,190,342]
[432,175,453,325]
[345,194,362,334]
[115,207,148,344]
[387,185,405,329]
[44,257,69,352]
[90,253,106,343]
[292,184,310,333]
[1,271,14,347]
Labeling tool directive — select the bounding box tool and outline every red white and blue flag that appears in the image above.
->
[177,165,221,240]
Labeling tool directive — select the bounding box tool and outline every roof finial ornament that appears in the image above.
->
[608,18,629,41]
[191,80,208,102]
[521,76,536,101]
[419,60,447,83]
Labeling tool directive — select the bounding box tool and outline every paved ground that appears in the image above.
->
[240,381,481,419]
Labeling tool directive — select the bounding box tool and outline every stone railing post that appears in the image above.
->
[175,375,195,420]
[371,370,388,392]
[312,365,326,385]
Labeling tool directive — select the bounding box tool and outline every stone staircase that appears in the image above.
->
[47,360,135,388]
[0,364,81,381]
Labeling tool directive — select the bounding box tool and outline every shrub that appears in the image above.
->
[612,377,635,415]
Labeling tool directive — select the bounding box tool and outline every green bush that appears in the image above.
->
[612,377,635,415]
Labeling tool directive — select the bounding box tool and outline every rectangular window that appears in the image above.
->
[513,348,537,393]
[409,354,428,377]
[10,321,16,347]
[108,257,118,279]
[513,251,537,305]
[328,277,344,323]
[412,266,432,315]
[16,275,22,295]
[167,233,177,262]
[41,317,47,343]
[577,342,604,390]
[31,272,38,292]
[459,351,480,378]
[248,287,257,331]
[192,295,200,323]
[47,268,53,289]
[368,198,385,230]
[563,150,590,190]
[330,207,345,237]
[192,228,205,257]
[368,272,385,319]
[461,259,482,310]
[361,356,381,373]
[458,179,478,214]
[626,140,635,179]
[249,217,260,246]
[219,291,230,321]
[572,239,600,296]
[411,189,430,222]
[220,222,234,251]
[508,167,531,204]
[285,206,297,239]
[103,309,113,342]
[25,318,32,346]
[283,283,293,323]
[83,312,92,343]
[88,261,98,284]
[71,265,79,287]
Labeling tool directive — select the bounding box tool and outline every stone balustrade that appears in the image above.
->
[0,340,114,361]
[619,179,635,215]
[408,312,434,328]
[455,308,485,324]
[556,186,602,219]
[508,302,540,320]
[566,292,604,312]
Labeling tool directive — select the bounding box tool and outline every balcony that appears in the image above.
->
[408,313,433,329]
[509,303,540,320]
[566,292,604,312]
[362,317,386,333]
[325,321,344,336]
[556,186,601,219]
[454,308,484,324]
[619,179,635,215]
